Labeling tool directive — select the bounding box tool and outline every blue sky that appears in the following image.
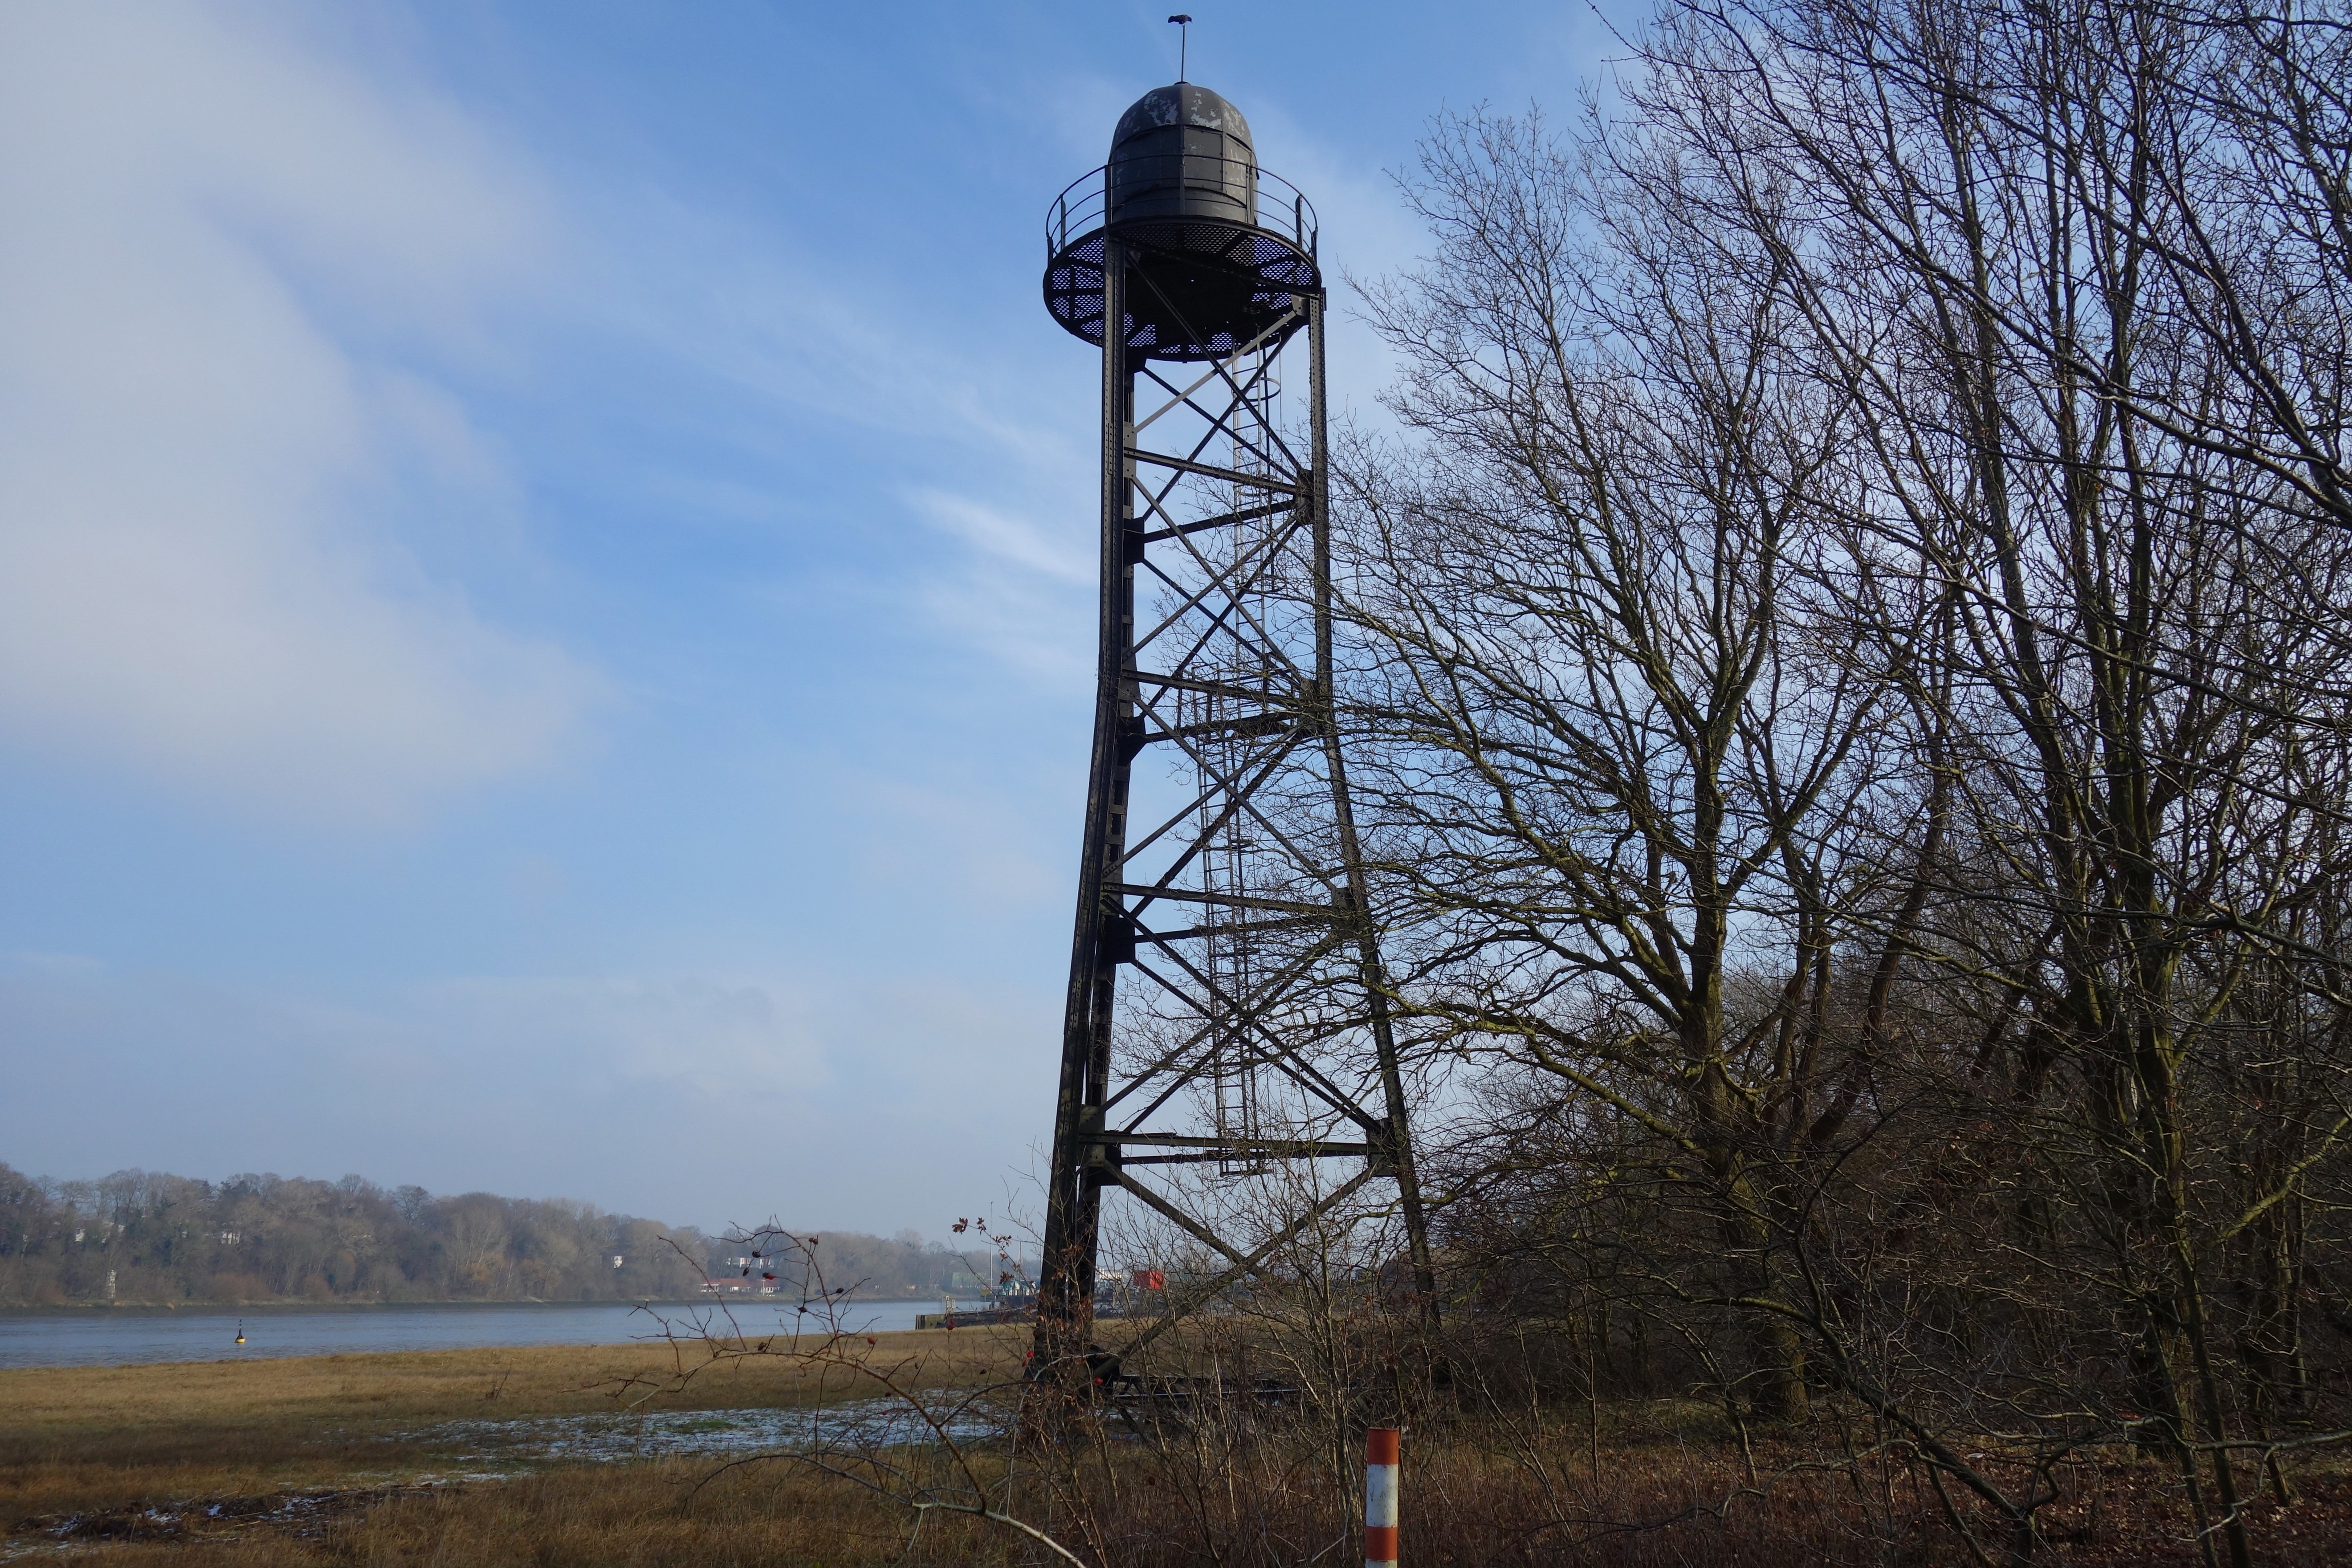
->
[0,1,1618,1236]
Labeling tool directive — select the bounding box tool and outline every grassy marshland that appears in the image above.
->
[2,1328,1027,1562]
[12,1330,2352,1565]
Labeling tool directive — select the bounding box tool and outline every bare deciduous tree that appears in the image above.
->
[1329,3,2352,1561]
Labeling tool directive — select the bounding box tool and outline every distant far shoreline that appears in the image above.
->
[0,1297,929,1318]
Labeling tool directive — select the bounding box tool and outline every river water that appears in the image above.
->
[0,1298,954,1369]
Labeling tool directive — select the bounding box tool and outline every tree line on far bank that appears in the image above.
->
[0,1163,999,1307]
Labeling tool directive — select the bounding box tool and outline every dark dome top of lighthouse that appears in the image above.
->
[1106,81,1258,234]
[1043,77,1319,362]
[1111,82,1254,159]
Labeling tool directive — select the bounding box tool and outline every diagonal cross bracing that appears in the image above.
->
[1032,231,1437,1384]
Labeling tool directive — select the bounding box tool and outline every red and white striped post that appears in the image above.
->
[1364,1426,1401,1568]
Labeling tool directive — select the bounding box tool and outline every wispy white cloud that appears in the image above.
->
[900,504,1091,682]
[0,4,600,823]
[546,170,1106,694]
[910,490,1091,584]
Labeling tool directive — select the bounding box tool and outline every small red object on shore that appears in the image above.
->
[1365,1426,1400,1567]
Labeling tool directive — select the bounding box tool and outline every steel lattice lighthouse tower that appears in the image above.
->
[1033,78,1435,1376]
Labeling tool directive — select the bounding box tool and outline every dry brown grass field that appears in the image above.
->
[10,1332,2352,1565]
[0,1328,1029,1563]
